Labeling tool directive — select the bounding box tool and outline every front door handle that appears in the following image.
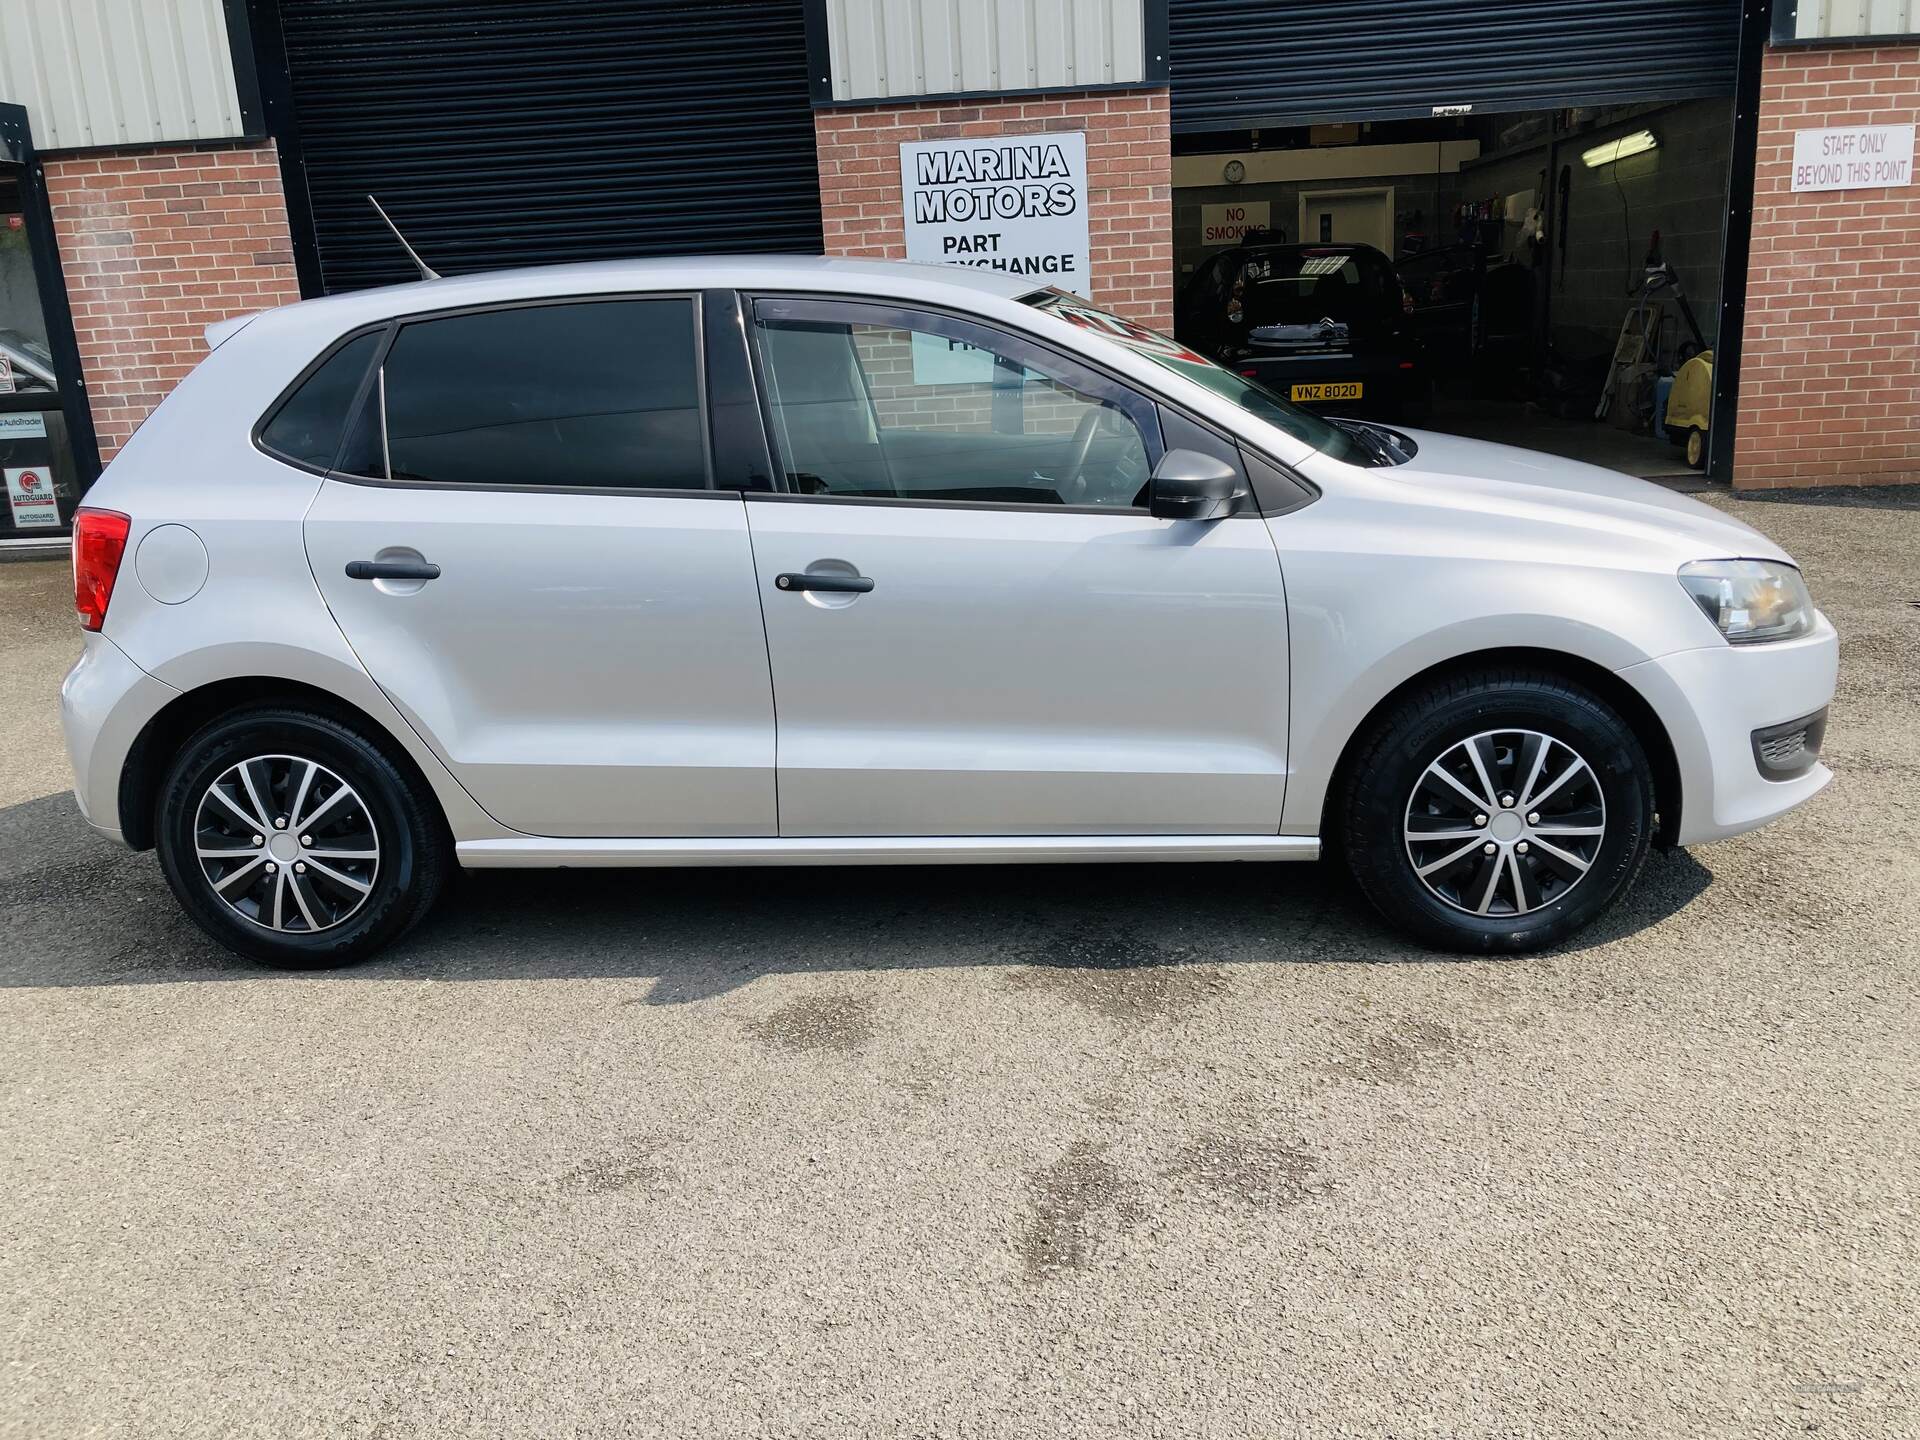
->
[775,572,873,594]
[345,558,441,582]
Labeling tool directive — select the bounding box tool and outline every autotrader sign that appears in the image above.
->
[900,131,1090,295]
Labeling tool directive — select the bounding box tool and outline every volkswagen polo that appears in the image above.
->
[60,258,1836,967]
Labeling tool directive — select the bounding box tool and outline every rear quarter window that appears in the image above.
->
[257,331,382,470]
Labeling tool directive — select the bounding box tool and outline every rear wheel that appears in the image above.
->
[1338,669,1654,953]
[1685,426,1707,470]
[155,707,449,967]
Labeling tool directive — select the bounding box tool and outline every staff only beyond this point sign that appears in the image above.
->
[899,131,1091,295]
[1791,124,1914,193]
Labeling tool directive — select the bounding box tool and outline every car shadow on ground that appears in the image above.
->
[0,791,1714,998]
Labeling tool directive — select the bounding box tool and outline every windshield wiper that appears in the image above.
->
[1333,418,1400,467]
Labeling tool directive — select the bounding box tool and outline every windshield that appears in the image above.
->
[1026,291,1364,464]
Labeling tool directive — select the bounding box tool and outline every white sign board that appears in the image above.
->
[900,131,1090,295]
[1200,201,1270,246]
[0,355,14,395]
[5,465,60,528]
[0,413,48,441]
[1792,124,1914,192]
[910,331,994,385]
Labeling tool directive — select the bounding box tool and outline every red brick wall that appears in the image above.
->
[43,142,301,459]
[1737,45,1920,490]
[814,89,1173,330]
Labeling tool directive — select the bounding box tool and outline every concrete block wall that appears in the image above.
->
[1549,101,1732,360]
[42,142,300,459]
[1173,171,1454,281]
[1737,44,1920,489]
[814,90,1174,330]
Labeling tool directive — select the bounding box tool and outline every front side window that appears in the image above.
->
[347,298,708,490]
[753,303,1154,508]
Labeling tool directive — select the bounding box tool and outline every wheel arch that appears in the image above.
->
[1319,646,1684,848]
[117,676,452,851]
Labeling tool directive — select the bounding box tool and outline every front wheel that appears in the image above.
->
[155,707,450,968]
[1338,670,1655,953]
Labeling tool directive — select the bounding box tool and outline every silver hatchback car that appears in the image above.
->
[62,258,1837,967]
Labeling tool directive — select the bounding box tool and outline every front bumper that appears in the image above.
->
[1617,613,1839,846]
[60,632,179,846]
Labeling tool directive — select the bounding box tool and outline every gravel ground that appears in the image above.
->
[1,492,1915,1438]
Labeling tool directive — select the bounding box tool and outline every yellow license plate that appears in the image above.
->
[1290,381,1362,402]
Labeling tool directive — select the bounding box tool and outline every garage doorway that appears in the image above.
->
[1167,0,1746,483]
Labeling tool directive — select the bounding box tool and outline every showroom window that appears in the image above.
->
[754,305,1154,508]
[354,298,709,490]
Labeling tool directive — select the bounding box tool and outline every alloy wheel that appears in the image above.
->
[1403,728,1607,917]
[192,754,381,933]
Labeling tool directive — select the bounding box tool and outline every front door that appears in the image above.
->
[303,294,776,838]
[743,298,1290,837]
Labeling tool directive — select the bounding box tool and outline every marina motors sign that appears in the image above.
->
[899,131,1091,293]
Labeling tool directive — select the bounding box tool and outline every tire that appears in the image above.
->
[1685,426,1707,470]
[1338,669,1654,954]
[155,707,450,968]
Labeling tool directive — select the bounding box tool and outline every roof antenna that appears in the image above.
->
[368,195,440,281]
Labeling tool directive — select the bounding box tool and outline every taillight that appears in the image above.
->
[73,507,131,632]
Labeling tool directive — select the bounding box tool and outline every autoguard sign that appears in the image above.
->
[900,131,1090,294]
[5,465,60,529]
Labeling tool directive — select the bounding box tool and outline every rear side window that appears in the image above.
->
[259,331,380,469]
[358,298,708,490]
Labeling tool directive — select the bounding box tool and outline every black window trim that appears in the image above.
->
[252,320,391,476]
[741,290,1317,519]
[253,290,729,500]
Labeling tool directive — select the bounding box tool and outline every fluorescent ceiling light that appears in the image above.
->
[1582,130,1658,168]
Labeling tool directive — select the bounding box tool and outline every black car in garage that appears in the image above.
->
[1175,240,1427,418]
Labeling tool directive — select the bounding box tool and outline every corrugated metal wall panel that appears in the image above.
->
[275,0,822,293]
[1794,0,1917,39]
[826,0,1145,101]
[1170,0,1742,130]
[0,0,244,150]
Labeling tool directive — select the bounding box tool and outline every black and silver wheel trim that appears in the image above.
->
[1403,729,1606,918]
[193,755,381,933]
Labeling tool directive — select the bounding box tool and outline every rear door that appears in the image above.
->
[299,294,777,838]
[742,297,1291,837]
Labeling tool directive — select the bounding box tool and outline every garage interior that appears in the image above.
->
[1166,0,1744,483]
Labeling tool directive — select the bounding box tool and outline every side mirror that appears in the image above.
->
[1148,449,1245,521]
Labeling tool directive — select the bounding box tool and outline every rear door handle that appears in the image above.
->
[775,572,873,594]
[345,559,441,581]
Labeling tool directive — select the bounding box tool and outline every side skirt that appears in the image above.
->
[457,834,1322,869]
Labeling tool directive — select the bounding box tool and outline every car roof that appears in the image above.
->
[235,255,1044,344]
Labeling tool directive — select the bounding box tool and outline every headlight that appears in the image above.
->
[1678,559,1815,644]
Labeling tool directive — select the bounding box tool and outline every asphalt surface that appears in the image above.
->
[2,492,1915,1438]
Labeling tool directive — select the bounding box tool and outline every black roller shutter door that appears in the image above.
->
[273,0,822,292]
[1170,0,1742,131]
